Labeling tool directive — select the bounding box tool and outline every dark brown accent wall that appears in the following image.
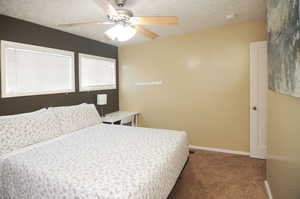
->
[0,15,118,116]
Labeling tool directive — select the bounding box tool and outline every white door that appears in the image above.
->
[250,41,268,159]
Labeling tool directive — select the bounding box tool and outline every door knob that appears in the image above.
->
[253,106,257,111]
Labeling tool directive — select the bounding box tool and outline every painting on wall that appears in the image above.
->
[267,0,300,98]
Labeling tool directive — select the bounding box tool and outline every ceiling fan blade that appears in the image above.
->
[58,21,112,27]
[101,35,113,43]
[134,25,159,39]
[130,16,178,26]
[94,0,118,16]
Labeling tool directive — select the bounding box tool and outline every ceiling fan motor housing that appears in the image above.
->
[116,9,133,17]
[108,8,133,24]
[115,0,127,7]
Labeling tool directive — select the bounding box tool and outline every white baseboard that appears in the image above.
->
[264,180,273,199]
[189,145,249,156]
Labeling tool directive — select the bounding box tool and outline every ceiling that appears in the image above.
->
[0,0,266,46]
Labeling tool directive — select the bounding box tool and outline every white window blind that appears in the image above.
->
[1,41,75,98]
[79,53,116,91]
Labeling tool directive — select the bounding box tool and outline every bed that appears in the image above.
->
[0,104,189,199]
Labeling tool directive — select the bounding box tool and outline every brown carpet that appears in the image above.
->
[168,150,267,199]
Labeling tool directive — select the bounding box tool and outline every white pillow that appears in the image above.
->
[0,109,62,156]
[50,104,102,134]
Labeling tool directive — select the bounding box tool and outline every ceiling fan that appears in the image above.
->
[59,0,178,42]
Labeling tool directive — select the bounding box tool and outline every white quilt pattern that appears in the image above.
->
[0,124,188,199]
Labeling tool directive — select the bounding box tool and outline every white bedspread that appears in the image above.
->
[0,124,189,199]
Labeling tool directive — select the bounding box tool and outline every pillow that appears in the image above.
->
[50,104,102,134]
[0,109,62,156]
[0,108,46,118]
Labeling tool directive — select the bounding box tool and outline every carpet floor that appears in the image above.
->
[168,150,267,199]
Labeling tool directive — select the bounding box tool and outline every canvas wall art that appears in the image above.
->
[267,0,300,98]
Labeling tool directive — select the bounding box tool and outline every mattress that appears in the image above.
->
[0,124,189,199]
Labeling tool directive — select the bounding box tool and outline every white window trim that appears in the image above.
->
[79,53,117,91]
[1,40,75,98]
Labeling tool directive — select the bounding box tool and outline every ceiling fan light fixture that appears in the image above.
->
[105,24,136,41]
[60,0,177,40]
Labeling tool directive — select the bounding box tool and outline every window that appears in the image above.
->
[79,53,116,91]
[1,40,75,98]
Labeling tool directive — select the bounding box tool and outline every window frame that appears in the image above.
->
[1,40,75,98]
[78,53,117,92]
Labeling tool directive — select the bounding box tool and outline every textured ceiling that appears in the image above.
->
[0,0,266,46]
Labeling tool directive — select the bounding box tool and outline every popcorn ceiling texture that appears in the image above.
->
[0,0,266,46]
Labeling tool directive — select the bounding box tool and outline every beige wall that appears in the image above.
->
[119,21,266,152]
[267,91,300,199]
